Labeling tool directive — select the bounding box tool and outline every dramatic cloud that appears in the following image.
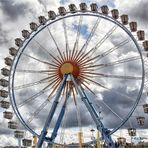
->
[0,0,29,20]
[0,0,148,146]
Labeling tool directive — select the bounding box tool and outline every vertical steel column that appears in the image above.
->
[71,75,115,148]
[78,130,83,148]
[38,74,68,148]
[48,89,71,146]
[18,138,21,148]
[97,131,101,148]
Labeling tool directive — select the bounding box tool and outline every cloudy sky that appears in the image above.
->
[0,0,148,146]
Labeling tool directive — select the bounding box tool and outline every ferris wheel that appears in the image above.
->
[0,2,148,148]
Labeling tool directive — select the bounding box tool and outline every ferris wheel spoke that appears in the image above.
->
[81,72,142,80]
[23,53,58,67]
[33,39,62,65]
[75,18,101,62]
[94,39,130,63]
[27,99,49,124]
[111,86,137,102]
[14,76,53,90]
[83,56,140,70]
[71,87,77,105]
[69,50,72,61]
[71,16,83,60]
[80,78,91,85]
[79,75,106,89]
[47,72,59,76]
[89,25,118,56]
[99,100,123,121]
[62,82,67,96]
[47,27,65,62]
[18,78,60,107]
[90,80,136,102]
[62,19,69,60]
[78,25,118,63]
[47,80,62,101]
[65,82,70,98]
[62,52,67,62]
[18,85,51,108]
[80,76,136,102]
[80,81,96,96]
[80,38,130,65]
[63,82,69,97]
[15,69,55,74]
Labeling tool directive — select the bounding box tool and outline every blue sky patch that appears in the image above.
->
[73,24,90,39]
[59,0,68,4]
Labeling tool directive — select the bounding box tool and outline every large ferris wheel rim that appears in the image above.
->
[8,10,145,139]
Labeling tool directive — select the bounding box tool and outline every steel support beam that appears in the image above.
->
[71,75,115,148]
[38,74,68,147]
[48,89,71,146]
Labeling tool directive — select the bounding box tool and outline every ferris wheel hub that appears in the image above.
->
[59,61,80,78]
[60,62,73,74]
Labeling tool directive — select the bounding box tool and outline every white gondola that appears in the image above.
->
[143,41,148,51]
[1,68,10,76]
[38,16,47,25]
[128,128,136,136]
[120,14,128,25]
[90,3,98,12]
[48,11,56,20]
[143,104,148,113]
[4,57,13,66]
[111,9,119,19]
[117,137,126,146]
[136,116,145,126]
[9,47,17,56]
[15,38,23,47]
[0,90,8,98]
[58,7,66,16]
[22,30,30,39]
[22,139,32,147]
[8,121,18,129]
[0,101,10,109]
[0,79,9,87]
[14,130,24,139]
[3,111,13,119]
[79,3,87,11]
[137,30,145,41]
[101,5,109,15]
[30,22,38,31]
[69,4,77,13]
[129,22,137,32]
